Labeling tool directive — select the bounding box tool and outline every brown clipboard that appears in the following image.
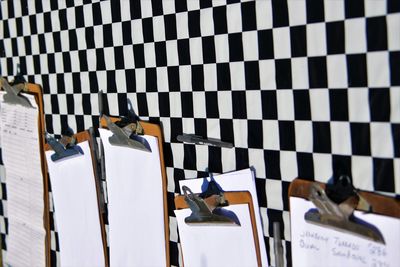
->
[0,81,51,267]
[174,191,262,267]
[288,178,400,218]
[100,116,170,267]
[44,130,109,267]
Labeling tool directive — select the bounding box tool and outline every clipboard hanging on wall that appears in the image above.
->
[0,78,51,267]
[44,130,108,267]
[174,189,262,267]
[289,178,400,267]
[99,112,170,267]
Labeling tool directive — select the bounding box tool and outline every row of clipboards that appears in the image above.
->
[0,79,399,267]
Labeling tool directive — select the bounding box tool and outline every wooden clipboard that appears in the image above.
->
[100,116,170,267]
[44,130,109,267]
[0,81,51,266]
[174,191,262,267]
[289,178,400,218]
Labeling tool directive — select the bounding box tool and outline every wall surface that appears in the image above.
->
[0,0,399,266]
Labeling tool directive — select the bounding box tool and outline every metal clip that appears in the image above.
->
[177,134,233,148]
[45,133,83,162]
[0,77,33,108]
[182,185,239,226]
[305,183,385,244]
[103,115,151,152]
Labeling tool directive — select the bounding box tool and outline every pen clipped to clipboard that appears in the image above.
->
[289,176,400,267]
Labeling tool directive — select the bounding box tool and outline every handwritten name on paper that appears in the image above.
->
[290,197,399,267]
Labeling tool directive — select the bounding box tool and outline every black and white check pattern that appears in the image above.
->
[0,0,399,266]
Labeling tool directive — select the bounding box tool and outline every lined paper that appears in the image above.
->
[45,141,105,267]
[99,128,166,267]
[179,168,269,267]
[290,197,400,267]
[0,92,46,267]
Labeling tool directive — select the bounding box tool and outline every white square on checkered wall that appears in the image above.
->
[287,0,307,26]
[103,47,116,70]
[93,25,104,48]
[351,156,374,191]
[196,145,209,171]
[291,57,309,89]
[277,90,295,120]
[266,179,283,210]
[229,62,246,90]
[169,92,182,117]
[249,149,266,178]
[200,8,214,36]
[233,119,248,148]
[204,64,218,91]
[221,147,237,173]
[217,91,233,119]
[115,69,126,92]
[367,52,390,87]
[144,42,156,68]
[176,12,189,39]
[307,23,327,57]
[390,88,400,122]
[214,34,230,63]
[112,23,124,47]
[365,0,387,17]
[330,122,352,155]
[280,151,298,181]
[146,92,160,117]
[140,0,153,18]
[387,14,400,50]
[259,60,276,89]
[309,89,330,121]
[135,68,146,92]
[226,4,242,33]
[243,31,259,61]
[73,94,83,114]
[313,153,333,182]
[345,18,367,54]
[348,88,370,122]
[123,45,135,69]
[192,92,207,118]
[131,20,144,44]
[370,122,394,158]
[246,91,263,120]
[327,55,348,88]
[273,27,291,59]
[263,120,280,150]
[79,73,90,93]
[295,121,313,153]
[153,15,166,42]
[100,1,112,23]
[256,0,273,30]
[179,65,192,91]
[156,67,169,92]
[189,38,203,65]
[83,4,93,27]
[162,1,175,15]
[394,159,400,193]
[324,0,345,22]
[86,49,97,71]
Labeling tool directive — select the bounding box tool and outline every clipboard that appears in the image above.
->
[174,191,262,267]
[99,115,170,267]
[288,178,400,267]
[0,79,51,267]
[44,130,109,267]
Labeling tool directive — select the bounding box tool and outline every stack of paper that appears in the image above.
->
[175,168,269,267]
[0,93,46,266]
[45,141,105,267]
[99,128,166,267]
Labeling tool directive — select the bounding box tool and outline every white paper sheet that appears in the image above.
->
[179,168,268,267]
[45,141,105,267]
[290,197,400,267]
[0,92,46,267]
[175,204,258,267]
[99,128,166,267]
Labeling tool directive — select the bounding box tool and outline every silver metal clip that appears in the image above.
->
[45,133,83,162]
[305,183,385,244]
[0,77,33,108]
[182,185,239,226]
[103,115,151,152]
[177,134,233,148]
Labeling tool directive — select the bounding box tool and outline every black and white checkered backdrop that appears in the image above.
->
[0,0,399,266]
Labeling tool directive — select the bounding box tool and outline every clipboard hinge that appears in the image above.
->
[103,115,151,152]
[305,182,385,244]
[45,133,84,162]
[0,76,33,108]
[182,185,239,226]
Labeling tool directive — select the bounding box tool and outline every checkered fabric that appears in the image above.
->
[0,0,399,266]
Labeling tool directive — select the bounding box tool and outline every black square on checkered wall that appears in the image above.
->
[329,89,349,121]
[367,17,388,51]
[326,21,345,54]
[350,123,371,156]
[275,59,292,89]
[279,121,296,151]
[369,89,390,122]
[290,26,307,57]
[293,90,311,120]
[346,54,367,87]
